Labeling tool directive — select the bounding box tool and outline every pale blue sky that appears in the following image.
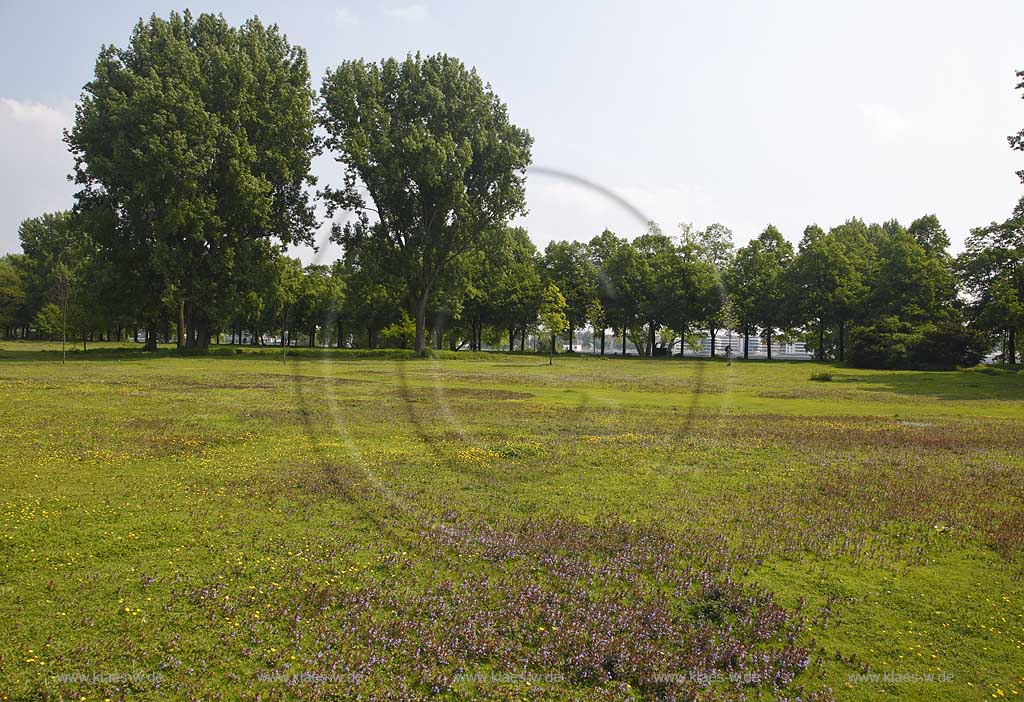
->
[1,0,1022,262]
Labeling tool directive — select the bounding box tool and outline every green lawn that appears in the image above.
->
[1,341,1022,701]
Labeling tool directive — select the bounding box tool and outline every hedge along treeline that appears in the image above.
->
[0,11,1021,368]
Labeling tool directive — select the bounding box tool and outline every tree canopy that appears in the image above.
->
[65,10,318,349]
[320,52,533,355]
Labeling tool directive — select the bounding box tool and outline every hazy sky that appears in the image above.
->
[1,0,1022,264]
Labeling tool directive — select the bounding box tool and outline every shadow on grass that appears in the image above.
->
[0,341,503,364]
[830,366,1024,401]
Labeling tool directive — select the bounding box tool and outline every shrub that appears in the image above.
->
[912,320,989,369]
[847,317,918,369]
[379,312,416,349]
[848,316,990,370]
[34,303,64,340]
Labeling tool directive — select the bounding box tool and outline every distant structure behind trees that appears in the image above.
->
[0,13,1020,371]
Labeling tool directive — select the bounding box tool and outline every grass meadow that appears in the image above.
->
[1,341,1023,701]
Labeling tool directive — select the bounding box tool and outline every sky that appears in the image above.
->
[1,0,1022,264]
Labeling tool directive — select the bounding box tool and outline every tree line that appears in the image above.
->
[0,11,1021,368]
[3,207,1021,367]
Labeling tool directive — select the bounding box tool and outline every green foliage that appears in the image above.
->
[908,213,951,255]
[868,224,956,324]
[486,228,544,348]
[1009,69,1024,184]
[789,220,873,359]
[959,200,1024,363]
[15,212,112,344]
[538,283,569,338]
[726,225,794,358]
[33,303,64,340]
[379,312,417,349]
[66,10,318,349]
[694,222,735,270]
[848,316,989,370]
[542,240,597,340]
[0,256,26,331]
[320,52,533,354]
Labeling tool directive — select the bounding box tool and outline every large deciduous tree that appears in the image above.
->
[17,211,112,347]
[789,221,873,360]
[867,220,956,325]
[0,256,27,338]
[958,70,1024,363]
[66,11,318,351]
[492,228,544,352]
[687,223,734,356]
[727,225,794,360]
[542,240,597,352]
[589,230,629,355]
[960,200,1024,363]
[320,53,533,355]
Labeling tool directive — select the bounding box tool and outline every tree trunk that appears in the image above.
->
[509,326,515,352]
[310,326,316,348]
[177,299,186,352]
[766,329,772,360]
[818,321,825,361]
[186,300,198,349]
[194,322,210,351]
[710,324,717,358]
[1009,328,1017,365]
[621,326,626,355]
[838,320,846,362]
[647,321,656,358]
[521,328,526,352]
[414,292,429,356]
[744,327,749,360]
[600,329,605,355]
[568,324,574,352]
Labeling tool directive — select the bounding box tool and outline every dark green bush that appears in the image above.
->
[847,317,918,369]
[848,316,989,370]
[913,320,988,369]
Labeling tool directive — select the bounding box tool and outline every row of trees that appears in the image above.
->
[2,204,1020,367]
[0,11,1020,367]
